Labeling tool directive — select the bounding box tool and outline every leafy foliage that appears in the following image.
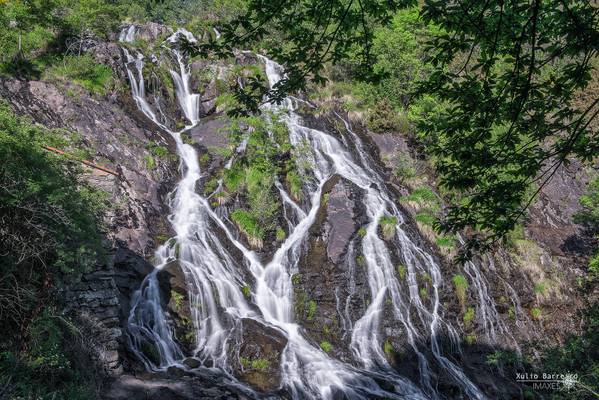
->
[0,101,105,373]
[45,54,116,95]
[418,1,599,255]
[0,310,93,399]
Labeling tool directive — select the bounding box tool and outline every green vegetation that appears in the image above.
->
[357,227,367,237]
[0,310,95,399]
[378,215,397,240]
[230,209,264,248]
[404,187,438,207]
[144,154,157,170]
[224,115,299,246]
[396,264,407,280]
[306,300,317,321]
[383,340,394,356]
[435,236,455,248]
[452,274,468,311]
[463,307,475,324]
[286,170,303,200]
[534,281,548,295]
[393,154,416,182]
[356,255,366,267]
[171,291,184,311]
[465,334,476,346]
[241,284,251,298]
[574,176,599,282]
[251,358,269,371]
[45,55,115,95]
[275,227,286,242]
[414,212,435,227]
[0,102,106,398]
[530,308,542,320]
[204,0,599,259]
[291,274,301,285]
[419,287,428,300]
[240,356,269,371]
[319,341,332,353]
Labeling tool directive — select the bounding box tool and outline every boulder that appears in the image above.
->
[228,318,287,392]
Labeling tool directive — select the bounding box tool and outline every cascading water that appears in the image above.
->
[119,26,512,399]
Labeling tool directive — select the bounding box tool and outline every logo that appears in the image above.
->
[515,372,579,391]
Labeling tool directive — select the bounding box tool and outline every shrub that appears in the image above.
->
[230,209,264,248]
[530,307,542,319]
[414,211,435,226]
[534,281,548,295]
[291,274,301,285]
[319,341,332,353]
[436,236,455,248]
[286,170,303,200]
[396,264,407,280]
[405,187,438,206]
[366,100,410,134]
[276,227,286,241]
[306,300,317,321]
[379,215,397,240]
[143,154,157,169]
[383,340,394,355]
[419,287,428,300]
[463,306,475,324]
[452,274,469,310]
[46,55,115,95]
[241,285,251,298]
[465,334,476,345]
[251,358,269,371]
[0,102,105,333]
[393,154,417,182]
[357,227,367,237]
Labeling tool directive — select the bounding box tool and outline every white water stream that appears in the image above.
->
[119,27,513,399]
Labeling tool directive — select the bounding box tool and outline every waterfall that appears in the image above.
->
[119,27,506,399]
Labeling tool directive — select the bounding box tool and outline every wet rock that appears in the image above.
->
[135,22,173,43]
[102,373,250,400]
[182,357,202,369]
[228,318,288,392]
[293,175,371,362]
[158,261,195,354]
[325,177,357,264]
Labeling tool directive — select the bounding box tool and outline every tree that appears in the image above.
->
[190,0,599,256]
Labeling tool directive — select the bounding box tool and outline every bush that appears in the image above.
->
[379,215,397,240]
[463,306,475,324]
[319,341,332,353]
[0,309,93,400]
[45,55,115,95]
[452,274,469,310]
[366,100,410,134]
[230,209,264,248]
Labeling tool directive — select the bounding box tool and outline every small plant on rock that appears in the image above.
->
[452,274,469,311]
[379,215,397,240]
[320,341,332,353]
[463,306,475,324]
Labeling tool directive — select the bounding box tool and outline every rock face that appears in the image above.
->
[293,175,371,362]
[158,261,196,354]
[228,319,288,393]
[0,38,178,378]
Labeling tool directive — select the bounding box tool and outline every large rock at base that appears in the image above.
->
[157,261,196,354]
[228,318,287,393]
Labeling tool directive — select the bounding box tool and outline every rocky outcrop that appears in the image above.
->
[158,262,196,354]
[228,319,288,393]
[0,41,180,379]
